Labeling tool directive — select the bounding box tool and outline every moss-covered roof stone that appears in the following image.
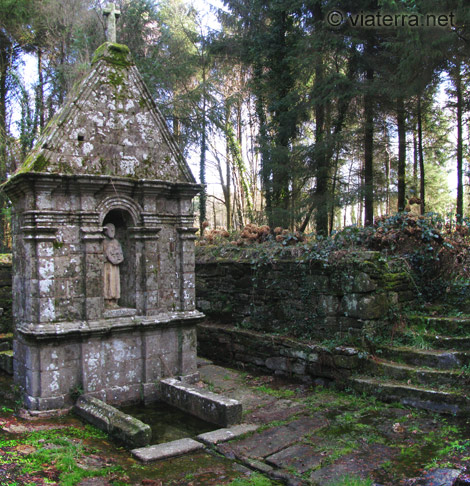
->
[91,42,133,68]
[11,42,195,184]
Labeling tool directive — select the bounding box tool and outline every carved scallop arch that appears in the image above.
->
[97,196,143,226]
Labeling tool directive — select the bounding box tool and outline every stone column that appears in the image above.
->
[130,223,161,316]
[177,227,198,311]
[22,225,57,324]
[80,226,105,320]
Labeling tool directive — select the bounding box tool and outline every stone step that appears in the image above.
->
[366,357,465,388]
[407,315,470,336]
[0,333,13,351]
[0,350,13,374]
[419,334,470,351]
[377,346,470,370]
[348,376,470,415]
[131,438,204,463]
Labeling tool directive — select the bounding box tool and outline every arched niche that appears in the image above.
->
[102,208,136,310]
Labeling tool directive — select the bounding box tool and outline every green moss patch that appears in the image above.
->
[92,42,133,68]
[17,153,51,174]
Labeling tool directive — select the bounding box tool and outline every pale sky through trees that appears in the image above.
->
[6,0,465,231]
[13,0,224,180]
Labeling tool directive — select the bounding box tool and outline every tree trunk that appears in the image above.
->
[397,97,406,211]
[384,138,391,215]
[300,44,357,233]
[0,39,9,172]
[455,62,464,223]
[173,116,180,147]
[413,128,418,194]
[270,9,291,229]
[0,37,11,252]
[199,51,207,234]
[364,66,374,226]
[254,63,271,227]
[314,50,328,235]
[329,152,340,234]
[225,129,231,231]
[37,47,45,131]
[417,96,425,215]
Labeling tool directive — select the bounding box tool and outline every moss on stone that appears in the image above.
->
[108,70,125,88]
[92,42,133,68]
[18,153,50,174]
[56,160,75,175]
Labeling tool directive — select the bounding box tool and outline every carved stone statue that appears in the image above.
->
[103,223,124,307]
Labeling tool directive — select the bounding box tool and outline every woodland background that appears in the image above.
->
[0,0,469,251]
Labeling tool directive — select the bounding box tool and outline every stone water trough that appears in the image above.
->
[73,377,252,462]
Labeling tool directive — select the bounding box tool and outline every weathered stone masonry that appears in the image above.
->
[196,251,413,340]
[198,322,365,384]
[196,252,413,381]
[3,43,203,412]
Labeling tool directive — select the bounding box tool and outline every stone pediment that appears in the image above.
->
[18,43,195,183]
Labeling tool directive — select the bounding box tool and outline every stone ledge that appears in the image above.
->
[74,395,151,448]
[160,378,242,427]
[17,310,205,339]
[103,307,137,319]
[197,424,259,445]
[131,438,204,463]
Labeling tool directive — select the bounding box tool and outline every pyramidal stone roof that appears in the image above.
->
[18,42,196,183]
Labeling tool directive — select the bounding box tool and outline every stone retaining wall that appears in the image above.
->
[198,322,365,383]
[196,251,413,340]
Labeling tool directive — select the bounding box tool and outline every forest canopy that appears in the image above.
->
[0,0,469,249]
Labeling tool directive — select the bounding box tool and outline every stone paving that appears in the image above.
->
[1,361,470,485]
[194,358,470,486]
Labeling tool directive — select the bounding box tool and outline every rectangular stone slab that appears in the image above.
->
[160,378,242,427]
[218,416,324,459]
[131,438,204,462]
[74,395,151,448]
[197,424,259,445]
[265,443,323,473]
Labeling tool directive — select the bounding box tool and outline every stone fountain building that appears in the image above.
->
[3,41,203,412]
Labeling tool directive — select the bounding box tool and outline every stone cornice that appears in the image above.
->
[177,227,198,241]
[3,172,202,198]
[16,310,205,340]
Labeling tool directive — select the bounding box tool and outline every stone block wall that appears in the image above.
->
[198,323,366,383]
[14,322,198,411]
[196,251,413,340]
[6,174,199,327]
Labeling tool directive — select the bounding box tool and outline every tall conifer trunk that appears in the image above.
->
[37,48,45,131]
[417,96,425,215]
[364,66,374,226]
[455,62,464,223]
[199,48,207,234]
[397,97,406,211]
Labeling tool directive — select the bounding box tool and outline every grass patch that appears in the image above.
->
[255,385,296,399]
[219,472,279,486]
[324,476,373,486]
[304,387,390,414]
[0,425,123,486]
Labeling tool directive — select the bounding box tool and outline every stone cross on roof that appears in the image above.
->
[103,2,121,43]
